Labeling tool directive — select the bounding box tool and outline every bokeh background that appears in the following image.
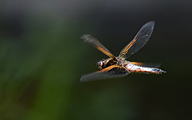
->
[1,0,192,120]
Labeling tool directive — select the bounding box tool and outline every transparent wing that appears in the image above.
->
[81,34,116,60]
[119,21,155,59]
[130,62,160,68]
[80,65,130,82]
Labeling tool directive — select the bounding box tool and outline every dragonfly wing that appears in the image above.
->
[130,62,161,68]
[80,65,130,82]
[81,34,116,60]
[119,21,155,59]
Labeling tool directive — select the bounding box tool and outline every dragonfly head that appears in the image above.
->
[97,60,104,70]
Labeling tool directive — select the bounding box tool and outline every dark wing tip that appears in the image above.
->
[147,21,155,26]
[80,76,86,82]
[143,21,155,31]
[81,34,91,40]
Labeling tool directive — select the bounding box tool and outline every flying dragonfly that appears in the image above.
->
[80,21,166,82]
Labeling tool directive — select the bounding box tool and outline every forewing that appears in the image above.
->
[81,34,116,59]
[119,21,155,59]
[80,65,130,82]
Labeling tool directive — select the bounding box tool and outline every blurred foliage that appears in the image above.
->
[0,13,82,120]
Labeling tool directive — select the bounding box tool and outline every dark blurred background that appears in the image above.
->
[0,0,192,120]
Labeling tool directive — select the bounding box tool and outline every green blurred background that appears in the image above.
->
[0,0,192,120]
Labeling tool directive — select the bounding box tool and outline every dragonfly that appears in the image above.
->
[80,21,166,82]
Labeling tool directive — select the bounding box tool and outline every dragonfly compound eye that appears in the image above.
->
[97,60,104,70]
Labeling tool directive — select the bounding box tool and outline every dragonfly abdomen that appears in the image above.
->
[125,63,166,74]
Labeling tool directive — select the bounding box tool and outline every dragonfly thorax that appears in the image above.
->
[97,58,117,70]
